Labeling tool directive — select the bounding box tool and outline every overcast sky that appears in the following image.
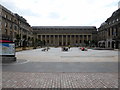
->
[0,0,119,28]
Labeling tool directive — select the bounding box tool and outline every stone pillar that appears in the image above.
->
[78,35,80,44]
[82,35,84,43]
[110,28,112,38]
[49,35,51,46]
[70,35,72,45]
[62,35,63,46]
[74,35,76,45]
[66,35,68,46]
[45,35,47,43]
[53,35,55,46]
[91,35,92,41]
[87,35,88,41]
[41,35,43,41]
[58,35,59,46]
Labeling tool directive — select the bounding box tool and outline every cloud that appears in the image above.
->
[0,0,119,27]
[48,12,60,19]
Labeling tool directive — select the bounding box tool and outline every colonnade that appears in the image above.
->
[38,34,92,46]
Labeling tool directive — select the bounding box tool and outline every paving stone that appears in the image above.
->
[2,72,118,88]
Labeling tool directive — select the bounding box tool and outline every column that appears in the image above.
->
[53,35,55,46]
[87,35,88,41]
[58,35,59,46]
[91,35,92,41]
[74,35,76,45]
[66,35,68,45]
[82,35,84,43]
[49,35,51,45]
[45,35,47,43]
[41,35,43,41]
[62,35,63,46]
[70,35,72,45]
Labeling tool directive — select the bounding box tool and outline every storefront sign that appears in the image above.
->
[0,43,15,55]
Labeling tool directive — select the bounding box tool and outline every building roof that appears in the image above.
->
[32,26,96,30]
[32,26,97,34]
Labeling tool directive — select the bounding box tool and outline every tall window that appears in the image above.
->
[80,40,81,43]
[108,29,110,36]
[5,22,7,27]
[112,28,114,35]
[5,29,7,35]
[10,24,12,29]
[14,25,17,30]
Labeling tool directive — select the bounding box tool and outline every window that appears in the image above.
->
[5,29,7,35]
[10,17,12,21]
[80,40,81,43]
[14,25,17,30]
[10,31,12,36]
[108,29,110,36]
[80,35,82,38]
[10,24,12,29]
[63,35,66,37]
[47,40,49,43]
[116,18,119,21]
[4,15,7,18]
[14,20,16,23]
[5,22,7,27]
[84,35,87,37]
[14,32,17,38]
[88,35,91,37]
[112,28,114,35]
[19,21,21,24]
[113,20,115,23]
[38,35,41,38]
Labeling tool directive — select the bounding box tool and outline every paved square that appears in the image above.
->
[2,47,119,88]
[2,72,118,88]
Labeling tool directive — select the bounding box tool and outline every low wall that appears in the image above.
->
[1,56,16,63]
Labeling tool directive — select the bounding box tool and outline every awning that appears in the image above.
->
[0,40,13,43]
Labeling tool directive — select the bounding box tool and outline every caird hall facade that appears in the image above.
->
[0,3,120,49]
[32,26,97,46]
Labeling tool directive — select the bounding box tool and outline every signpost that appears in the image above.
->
[0,40,16,63]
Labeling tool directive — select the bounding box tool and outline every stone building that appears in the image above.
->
[118,1,120,9]
[98,8,120,49]
[32,26,97,47]
[0,4,34,47]
[15,14,33,47]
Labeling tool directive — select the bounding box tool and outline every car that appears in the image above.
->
[80,47,88,51]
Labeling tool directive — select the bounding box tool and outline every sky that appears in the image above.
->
[0,0,119,28]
